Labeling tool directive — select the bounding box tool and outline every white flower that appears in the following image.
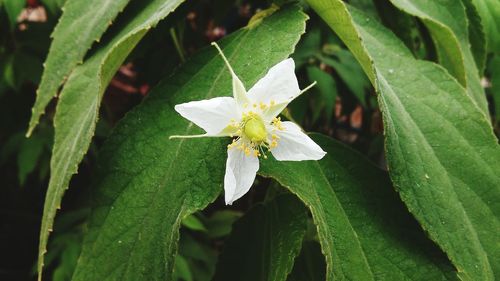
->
[171,42,326,205]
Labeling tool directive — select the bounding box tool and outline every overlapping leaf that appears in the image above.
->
[27,0,131,134]
[213,195,308,281]
[71,6,307,281]
[307,1,500,280]
[470,0,500,54]
[388,0,488,115]
[36,1,185,279]
[260,135,457,281]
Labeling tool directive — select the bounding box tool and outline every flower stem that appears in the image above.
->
[300,81,317,95]
[169,134,216,140]
[211,42,236,76]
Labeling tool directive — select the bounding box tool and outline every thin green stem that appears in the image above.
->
[169,134,217,140]
[211,42,236,76]
[170,27,185,63]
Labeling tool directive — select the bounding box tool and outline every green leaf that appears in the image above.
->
[470,0,500,54]
[489,55,500,122]
[462,0,487,72]
[17,136,44,186]
[306,66,336,122]
[71,5,307,281]
[177,232,217,281]
[213,194,308,281]
[173,255,193,281]
[36,1,186,280]
[3,0,24,29]
[182,214,207,232]
[27,0,131,135]
[307,1,500,279]
[318,51,369,106]
[203,210,242,239]
[259,134,457,280]
[388,0,488,115]
[286,242,326,281]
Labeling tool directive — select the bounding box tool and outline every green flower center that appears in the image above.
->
[244,117,267,143]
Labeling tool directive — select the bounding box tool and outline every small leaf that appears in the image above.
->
[462,0,487,72]
[182,214,207,232]
[17,136,44,186]
[3,0,24,29]
[213,194,308,281]
[470,0,500,54]
[306,66,336,122]
[204,210,242,239]
[319,51,369,105]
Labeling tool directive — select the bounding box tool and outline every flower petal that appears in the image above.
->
[174,97,240,135]
[270,121,326,161]
[232,71,250,109]
[211,42,249,109]
[224,142,259,205]
[247,58,300,118]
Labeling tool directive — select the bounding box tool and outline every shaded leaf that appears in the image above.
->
[286,242,326,281]
[17,136,44,186]
[182,214,207,233]
[470,0,500,54]
[203,210,242,239]
[306,66,336,122]
[3,0,24,29]
[213,194,308,281]
[462,0,487,72]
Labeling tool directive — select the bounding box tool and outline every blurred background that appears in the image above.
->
[0,0,498,280]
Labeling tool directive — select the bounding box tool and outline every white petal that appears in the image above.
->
[224,141,259,205]
[270,121,326,161]
[174,97,240,135]
[247,58,300,118]
[211,42,249,109]
[232,71,250,109]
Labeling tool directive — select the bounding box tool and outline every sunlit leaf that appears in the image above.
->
[27,0,131,134]
[307,1,500,279]
[71,6,307,281]
[260,134,457,280]
[36,1,185,279]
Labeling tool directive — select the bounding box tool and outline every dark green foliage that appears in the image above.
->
[1,1,498,281]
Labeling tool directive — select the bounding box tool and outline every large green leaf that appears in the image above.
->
[259,135,457,280]
[470,0,500,54]
[307,1,500,280]
[27,0,131,135]
[36,1,185,280]
[389,0,488,115]
[71,5,307,281]
[213,194,308,281]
